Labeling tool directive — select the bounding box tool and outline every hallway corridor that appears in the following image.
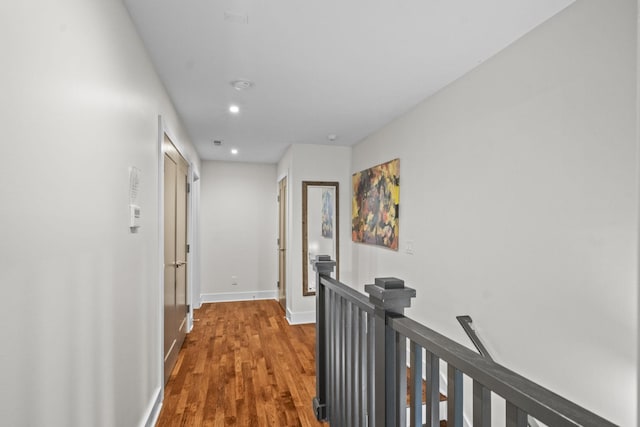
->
[156,300,323,426]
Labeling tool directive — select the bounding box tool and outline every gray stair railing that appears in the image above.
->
[311,255,617,427]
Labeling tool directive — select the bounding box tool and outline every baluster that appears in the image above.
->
[409,341,423,427]
[330,289,337,422]
[384,325,398,426]
[359,311,369,427]
[447,365,463,427]
[326,288,333,421]
[341,298,347,427]
[366,311,375,427]
[337,296,344,426]
[425,351,440,427]
[506,402,528,427]
[395,331,407,427]
[352,305,360,427]
[473,380,491,427]
[341,298,349,427]
[346,302,352,425]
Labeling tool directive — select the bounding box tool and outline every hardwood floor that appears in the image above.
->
[156,300,324,427]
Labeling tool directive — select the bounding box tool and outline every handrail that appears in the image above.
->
[456,315,541,427]
[319,275,375,314]
[456,315,494,361]
[390,316,614,427]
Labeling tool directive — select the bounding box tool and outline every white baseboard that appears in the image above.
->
[200,290,278,303]
[139,386,162,427]
[286,308,316,325]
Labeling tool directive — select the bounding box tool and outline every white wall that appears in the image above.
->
[0,1,199,426]
[278,144,352,324]
[190,176,202,309]
[351,1,637,425]
[200,161,278,301]
[637,3,640,424]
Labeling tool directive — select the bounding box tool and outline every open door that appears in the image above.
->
[278,176,287,312]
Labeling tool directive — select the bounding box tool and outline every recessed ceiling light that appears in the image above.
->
[213,140,222,146]
[231,148,239,155]
[229,105,240,114]
[327,134,338,141]
[230,79,254,91]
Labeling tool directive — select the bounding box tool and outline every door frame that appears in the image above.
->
[157,116,198,396]
[277,176,287,312]
[277,171,290,318]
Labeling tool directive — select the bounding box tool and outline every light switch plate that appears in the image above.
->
[406,240,414,255]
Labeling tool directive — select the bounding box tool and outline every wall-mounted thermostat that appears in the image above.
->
[130,204,141,230]
[129,166,141,233]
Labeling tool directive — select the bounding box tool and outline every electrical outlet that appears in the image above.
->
[231,275,238,286]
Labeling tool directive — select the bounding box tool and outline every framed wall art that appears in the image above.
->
[352,158,399,250]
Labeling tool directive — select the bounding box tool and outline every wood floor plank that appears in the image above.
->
[156,300,323,427]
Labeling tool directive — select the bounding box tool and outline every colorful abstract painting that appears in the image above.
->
[321,188,334,238]
[352,159,399,250]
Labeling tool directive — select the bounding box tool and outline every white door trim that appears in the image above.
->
[157,115,197,397]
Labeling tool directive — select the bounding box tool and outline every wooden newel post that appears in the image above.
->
[365,277,416,427]
[312,255,336,421]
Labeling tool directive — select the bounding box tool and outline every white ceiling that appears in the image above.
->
[124,0,574,163]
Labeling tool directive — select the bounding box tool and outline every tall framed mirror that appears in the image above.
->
[302,181,339,296]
